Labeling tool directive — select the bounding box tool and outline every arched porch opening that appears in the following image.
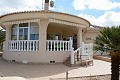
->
[47,22,80,51]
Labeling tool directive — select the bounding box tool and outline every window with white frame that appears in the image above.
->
[11,24,18,40]
[30,22,39,40]
[11,22,39,40]
[19,23,28,40]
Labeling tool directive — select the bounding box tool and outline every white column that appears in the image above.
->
[70,37,74,64]
[5,25,11,51]
[77,28,82,48]
[77,28,82,60]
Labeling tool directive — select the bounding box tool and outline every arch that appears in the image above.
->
[11,24,18,40]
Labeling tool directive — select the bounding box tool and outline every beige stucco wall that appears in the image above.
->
[83,28,100,44]
[3,51,70,63]
[1,18,74,63]
[0,11,90,63]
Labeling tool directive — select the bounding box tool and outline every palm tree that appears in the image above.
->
[94,26,120,80]
[0,29,5,51]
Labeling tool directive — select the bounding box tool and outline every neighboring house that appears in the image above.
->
[0,10,97,65]
[83,27,100,44]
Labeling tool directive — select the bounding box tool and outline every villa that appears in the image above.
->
[0,1,100,65]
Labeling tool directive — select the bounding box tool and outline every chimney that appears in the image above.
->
[44,0,49,10]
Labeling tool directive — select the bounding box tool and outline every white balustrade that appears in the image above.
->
[82,42,93,60]
[9,40,39,51]
[46,40,71,51]
[71,42,93,65]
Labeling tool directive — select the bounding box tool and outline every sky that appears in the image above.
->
[0,0,120,27]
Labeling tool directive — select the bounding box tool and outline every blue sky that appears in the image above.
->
[0,0,120,27]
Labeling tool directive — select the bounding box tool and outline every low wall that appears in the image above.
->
[93,55,111,62]
[2,50,69,63]
[50,74,114,80]
[0,77,26,80]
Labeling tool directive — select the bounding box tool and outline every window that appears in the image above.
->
[11,24,18,40]
[30,22,39,40]
[11,22,39,40]
[86,38,92,40]
[19,28,28,40]
[19,23,28,40]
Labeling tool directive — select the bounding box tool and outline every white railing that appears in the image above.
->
[70,42,93,64]
[73,46,82,62]
[82,43,93,60]
[46,40,71,51]
[9,40,39,51]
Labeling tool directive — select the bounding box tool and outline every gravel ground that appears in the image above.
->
[0,58,111,80]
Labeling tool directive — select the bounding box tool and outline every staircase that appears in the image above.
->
[63,57,81,67]
[63,42,93,67]
[63,54,91,67]
[63,56,71,66]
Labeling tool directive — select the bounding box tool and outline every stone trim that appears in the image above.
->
[2,19,41,25]
[49,18,85,27]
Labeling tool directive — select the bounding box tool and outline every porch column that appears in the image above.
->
[70,37,74,64]
[5,25,11,51]
[77,28,82,48]
[38,19,49,52]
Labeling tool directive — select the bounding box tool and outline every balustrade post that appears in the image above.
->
[60,41,61,51]
[50,41,53,51]
[63,41,65,51]
[27,41,29,51]
[47,41,49,51]
[36,41,38,51]
[53,41,55,51]
[33,41,35,51]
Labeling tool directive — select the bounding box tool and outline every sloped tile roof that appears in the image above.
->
[0,10,90,25]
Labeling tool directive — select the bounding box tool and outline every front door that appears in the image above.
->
[73,34,77,50]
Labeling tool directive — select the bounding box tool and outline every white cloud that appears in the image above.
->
[55,6,65,13]
[78,11,120,27]
[0,0,55,15]
[73,0,120,10]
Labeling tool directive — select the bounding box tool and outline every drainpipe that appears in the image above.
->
[82,24,93,36]
[82,28,87,36]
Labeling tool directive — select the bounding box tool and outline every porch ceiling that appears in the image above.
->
[48,23,78,31]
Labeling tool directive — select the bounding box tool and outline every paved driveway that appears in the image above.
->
[0,58,111,80]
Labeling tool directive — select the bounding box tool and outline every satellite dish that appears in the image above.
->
[50,1,54,7]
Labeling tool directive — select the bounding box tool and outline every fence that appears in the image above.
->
[50,74,113,80]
